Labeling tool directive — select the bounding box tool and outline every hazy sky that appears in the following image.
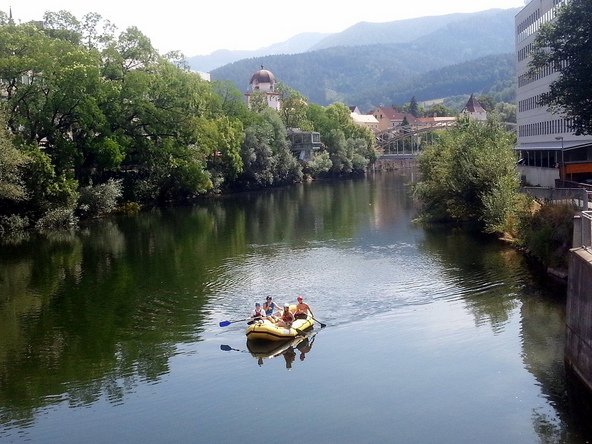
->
[2,0,525,56]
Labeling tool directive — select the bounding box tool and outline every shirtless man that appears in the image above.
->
[294,295,314,320]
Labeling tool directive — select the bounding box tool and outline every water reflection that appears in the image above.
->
[245,331,318,369]
[1,172,590,442]
[0,178,395,424]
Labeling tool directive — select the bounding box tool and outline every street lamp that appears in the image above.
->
[555,136,564,182]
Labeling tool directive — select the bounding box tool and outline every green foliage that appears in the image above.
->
[238,109,302,188]
[414,116,520,233]
[0,10,377,234]
[305,103,376,176]
[425,103,456,117]
[21,147,79,215]
[277,83,312,130]
[530,0,592,135]
[408,96,419,117]
[34,207,78,231]
[0,115,29,203]
[78,179,123,218]
[516,203,576,269]
[0,214,30,236]
[248,90,269,114]
[305,151,332,176]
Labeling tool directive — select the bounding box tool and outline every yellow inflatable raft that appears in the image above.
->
[245,307,314,342]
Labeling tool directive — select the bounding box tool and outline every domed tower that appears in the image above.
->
[245,66,281,111]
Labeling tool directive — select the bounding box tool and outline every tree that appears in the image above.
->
[277,83,312,130]
[530,0,592,135]
[413,116,520,234]
[425,103,455,117]
[0,115,29,203]
[409,96,419,117]
[247,90,269,114]
[477,95,496,112]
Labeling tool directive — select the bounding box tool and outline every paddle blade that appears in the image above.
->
[220,344,232,351]
[219,320,231,327]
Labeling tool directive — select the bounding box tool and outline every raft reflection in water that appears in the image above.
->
[246,331,317,369]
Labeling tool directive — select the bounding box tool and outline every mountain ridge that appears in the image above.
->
[208,8,518,109]
[188,7,519,73]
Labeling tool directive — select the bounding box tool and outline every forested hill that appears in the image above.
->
[352,53,516,108]
[210,8,518,109]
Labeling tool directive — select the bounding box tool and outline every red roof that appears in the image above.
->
[371,107,417,123]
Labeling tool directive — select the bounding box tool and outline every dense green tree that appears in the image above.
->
[530,0,592,135]
[0,10,378,233]
[425,103,455,117]
[247,90,270,114]
[477,95,496,112]
[238,109,301,188]
[42,10,82,44]
[409,96,419,117]
[277,83,312,130]
[493,102,516,124]
[211,80,250,122]
[414,116,520,234]
[0,115,29,203]
[306,102,376,175]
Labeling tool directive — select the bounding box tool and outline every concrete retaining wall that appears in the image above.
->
[565,247,592,393]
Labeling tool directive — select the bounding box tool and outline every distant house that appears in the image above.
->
[416,116,457,127]
[245,66,281,111]
[370,107,417,131]
[461,94,487,121]
[351,112,379,131]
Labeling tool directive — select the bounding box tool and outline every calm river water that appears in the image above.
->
[1,172,591,443]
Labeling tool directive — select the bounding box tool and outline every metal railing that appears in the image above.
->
[522,186,589,210]
[573,211,592,249]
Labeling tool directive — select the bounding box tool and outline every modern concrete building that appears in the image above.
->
[287,129,322,161]
[515,0,592,187]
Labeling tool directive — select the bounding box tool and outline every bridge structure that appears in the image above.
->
[375,121,454,158]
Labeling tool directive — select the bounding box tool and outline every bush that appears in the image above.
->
[517,202,576,269]
[78,179,123,218]
[35,207,78,231]
[0,214,30,236]
[413,116,519,232]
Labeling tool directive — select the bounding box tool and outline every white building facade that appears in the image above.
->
[516,0,592,186]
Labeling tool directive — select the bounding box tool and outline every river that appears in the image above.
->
[0,172,590,443]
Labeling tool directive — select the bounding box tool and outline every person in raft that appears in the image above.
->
[294,295,314,320]
[251,302,267,321]
[276,303,294,328]
[263,296,280,317]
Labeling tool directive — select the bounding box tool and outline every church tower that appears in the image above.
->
[245,66,281,111]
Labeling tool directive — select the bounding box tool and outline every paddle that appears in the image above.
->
[218,318,249,327]
[311,316,326,328]
[220,344,243,352]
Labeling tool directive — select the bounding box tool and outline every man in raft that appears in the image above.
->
[294,295,314,320]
